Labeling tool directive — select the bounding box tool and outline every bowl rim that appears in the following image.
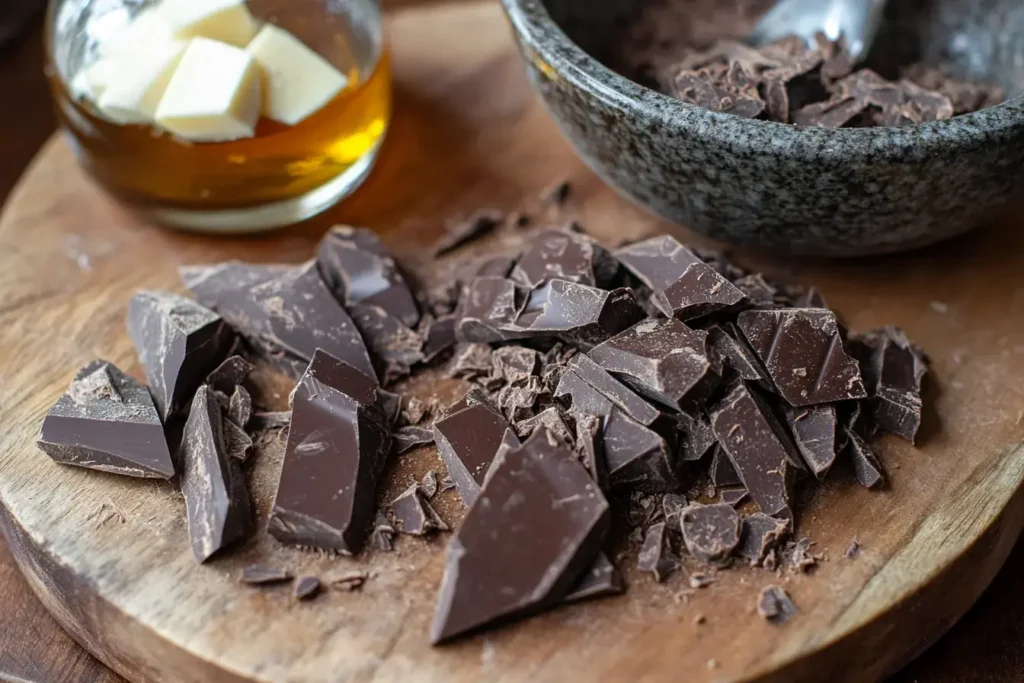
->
[500,0,1024,159]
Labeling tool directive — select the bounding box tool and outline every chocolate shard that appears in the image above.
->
[589,318,718,411]
[393,425,435,455]
[490,346,540,383]
[181,260,377,382]
[615,235,702,292]
[431,427,610,644]
[784,404,839,479]
[269,350,392,554]
[681,503,742,565]
[662,492,688,527]
[574,414,609,491]
[510,228,618,290]
[433,401,512,506]
[564,355,663,427]
[127,290,234,421]
[663,261,746,321]
[758,585,798,624]
[738,309,867,407]
[637,522,679,582]
[845,428,885,489]
[603,408,679,492]
[391,484,448,535]
[180,386,253,563]
[447,343,493,380]
[675,409,717,462]
[240,565,293,586]
[706,323,772,387]
[497,377,546,424]
[720,488,749,507]
[294,576,322,601]
[517,407,575,446]
[350,303,424,383]
[860,326,928,443]
[506,282,645,350]
[223,417,254,462]
[422,315,457,362]
[434,210,503,257]
[316,225,421,328]
[37,360,175,479]
[228,385,252,428]
[733,273,780,306]
[710,446,742,487]
[455,277,528,343]
[206,355,255,396]
[564,552,624,603]
[737,513,791,566]
[711,384,801,520]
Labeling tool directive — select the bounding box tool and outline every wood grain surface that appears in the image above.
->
[2,3,1024,682]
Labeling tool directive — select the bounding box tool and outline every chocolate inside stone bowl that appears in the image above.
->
[499,0,1024,256]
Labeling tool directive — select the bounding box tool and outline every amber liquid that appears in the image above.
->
[50,51,391,211]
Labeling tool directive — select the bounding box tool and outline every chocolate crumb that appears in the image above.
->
[294,576,321,601]
[240,565,292,586]
[757,585,797,624]
[845,538,861,559]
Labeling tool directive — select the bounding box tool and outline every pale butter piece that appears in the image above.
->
[155,38,262,142]
[246,24,348,125]
[163,0,258,47]
[96,40,187,124]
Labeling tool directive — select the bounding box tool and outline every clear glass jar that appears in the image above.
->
[46,0,390,232]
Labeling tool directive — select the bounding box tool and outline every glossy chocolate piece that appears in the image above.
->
[393,426,435,455]
[350,303,424,383]
[603,408,679,492]
[662,492,688,527]
[564,552,624,603]
[432,401,512,506]
[736,513,791,566]
[637,521,679,582]
[391,484,448,535]
[784,404,839,479]
[681,503,741,564]
[615,235,702,293]
[663,260,746,321]
[455,276,527,343]
[709,446,742,487]
[422,316,457,362]
[506,282,645,350]
[205,355,255,396]
[859,326,928,443]
[845,428,885,489]
[574,414,608,491]
[517,406,575,445]
[566,355,663,427]
[269,351,392,554]
[706,323,771,386]
[240,565,293,586]
[758,585,798,624]
[510,228,617,290]
[37,360,175,479]
[431,428,610,644]
[127,290,233,421]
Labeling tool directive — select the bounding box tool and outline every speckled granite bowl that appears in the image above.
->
[500,0,1024,256]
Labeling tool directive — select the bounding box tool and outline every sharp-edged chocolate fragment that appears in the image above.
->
[228,386,252,428]
[616,235,702,293]
[663,261,746,321]
[675,410,717,462]
[223,418,254,462]
[845,428,885,489]
[393,426,435,455]
[431,428,610,644]
[706,323,771,386]
[447,343,493,379]
[206,355,255,395]
[517,407,575,446]
[506,282,645,349]
[490,346,540,383]
[497,377,546,424]
[758,585,797,624]
[294,576,322,601]
[350,303,424,383]
[240,565,293,586]
[566,355,663,427]
[269,351,392,554]
[681,503,741,565]
[37,360,175,479]
[737,513,791,566]
[391,484,448,535]
[709,446,742,486]
[662,492,688,527]
[434,210,503,256]
[711,384,800,520]
[784,404,839,479]
[720,488,749,507]
[316,226,421,327]
[858,326,928,443]
[564,552,624,603]
[422,315,457,362]
[455,277,527,343]
[603,408,679,492]
[637,522,679,582]
[180,386,253,563]
[182,260,377,382]
[433,401,512,506]
[574,414,608,490]
[737,309,866,407]
[510,228,617,290]
[127,290,234,421]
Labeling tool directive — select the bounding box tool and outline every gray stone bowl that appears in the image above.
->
[500,0,1024,256]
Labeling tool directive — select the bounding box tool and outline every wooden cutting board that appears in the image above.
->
[3,3,1024,682]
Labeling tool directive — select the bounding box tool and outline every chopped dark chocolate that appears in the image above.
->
[393,426,435,455]
[422,471,439,498]
[511,228,617,290]
[681,503,741,565]
[564,552,624,603]
[506,282,645,349]
[574,414,608,491]
[228,385,252,428]
[662,492,688,527]
[447,343,493,379]
[490,346,540,383]
[603,408,679,492]
[180,386,253,563]
[637,522,679,582]
[615,235,701,293]
[564,355,663,427]
[845,428,885,489]
[269,350,392,554]
[710,446,742,487]
[672,68,765,119]
[787,537,821,573]
[675,409,717,462]
[127,290,233,421]
[433,401,512,506]
[733,274,780,306]
[240,565,293,586]
[738,309,866,407]
[422,316,457,363]
[205,355,254,396]
[392,484,448,535]
[455,277,527,344]
[517,406,575,446]
[720,488,749,507]
[784,404,838,479]
[325,569,369,591]
[706,323,771,386]
[294,576,321,601]
[497,376,545,424]
[350,304,424,383]
[400,396,430,427]
[434,210,503,256]
[37,360,175,479]
[757,585,797,624]
[737,513,791,566]
[223,418,254,463]
[859,326,928,443]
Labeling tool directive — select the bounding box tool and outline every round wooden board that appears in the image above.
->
[4,3,1024,682]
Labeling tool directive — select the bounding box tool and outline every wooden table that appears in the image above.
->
[1,9,1023,683]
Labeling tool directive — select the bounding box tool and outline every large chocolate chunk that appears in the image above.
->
[603,408,679,491]
[564,552,624,603]
[127,290,233,421]
[181,261,377,382]
[431,428,610,643]
[589,319,718,411]
[433,401,512,506]
[859,326,928,443]
[316,226,421,327]
[180,386,253,562]
[706,323,771,386]
[37,361,175,479]
[738,309,866,407]
[784,404,839,479]
[511,228,617,290]
[506,282,645,350]
[845,428,885,489]
[637,522,679,581]
[206,355,254,396]
[455,277,527,343]
[681,503,741,564]
[269,351,392,554]
[711,384,800,520]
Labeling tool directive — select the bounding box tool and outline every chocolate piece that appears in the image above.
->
[316,226,420,327]
[507,282,645,350]
[784,404,838,479]
[393,426,434,455]
[447,343,493,379]
[182,261,377,382]
[269,351,392,554]
[846,428,885,489]
[615,235,701,293]
[517,407,575,446]
[422,471,439,498]
[400,396,430,427]
[710,446,742,487]
[738,309,866,407]
[758,585,797,624]
[223,418,253,462]
[663,261,746,321]
[206,355,255,395]
[564,355,663,427]
[240,565,293,586]
[737,513,791,566]
[37,361,175,479]
[574,414,608,491]
[325,569,369,591]
[422,316,457,362]
[589,318,717,411]
[294,576,321,601]
[681,504,741,565]
[795,287,828,309]
[228,385,252,428]
[711,384,800,520]
[511,228,617,290]
[543,180,572,205]
[369,512,396,552]
[787,537,821,573]
[180,386,253,563]
[497,377,545,424]
[603,408,679,491]
[662,493,688,527]
[127,290,233,421]
[433,401,512,506]
[672,69,765,119]
[733,274,779,306]
[637,522,679,582]
[706,323,771,386]
[720,488,749,507]
[675,410,717,462]
[392,484,448,535]
[455,277,527,343]
[431,428,610,643]
[490,346,540,383]
[350,304,424,383]
[434,210,503,256]
[564,552,624,603]
[861,326,928,443]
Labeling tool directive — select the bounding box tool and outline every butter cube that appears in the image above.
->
[96,40,186,124]
[155,38,262,142]
[163,0,258,47]
[246,24,347,125]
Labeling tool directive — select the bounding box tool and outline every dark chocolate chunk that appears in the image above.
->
[240,565,293,586]
[433,401,512,506]
[497,377,545,424]
[711,384,800,520]
[738,309,866,407]
[228,385,252,428]
[294,576,321,601]
[350,303,424,383]
[431,428,610,644]
[455,277,527,343]
[681,503,741,565]
[787,537,821,573]
[391,484,448,535]
[675,410,717,462]
[37,360,175,479]
[860,326,928,443]
[603,408,679,492]
[792,95,866,127]
[422,471,439,498]
[564,552,624,603]
[517,407,575,446]
[574,414,608,491]
[223,417,253,462]
[400,396,430,427]
[615,235,701,293]
[662,493,688,527]
[737,513,791,566]
[269,351,392,554]
[637,522,679,582]
[720,488,749,508]
[663,261,746,321]
[784,404,838,479]
[564,355,663,427]
[180,386,253,563]
[447,343,493,379]
[205,355,255,396]
[589,318,717,411]
[706,323,771,386]
[672,69,765,119]
[434,210,503,257]
[506,282,645,350]
[758,585,797,624]
[421,316,457,362]
[369,512,396,552]
[733,274,779,306]
[510,228,617,290]
[181,260,377,382]
[543,180,572,206]
[127,290,233,421]
[845,428,885,489]
[393,426,435,455]
[316,226,421,327]
[710,446,742,487]
[490,346,540,383]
